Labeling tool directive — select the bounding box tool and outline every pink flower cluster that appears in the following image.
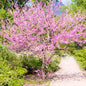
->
[0,2,86,63]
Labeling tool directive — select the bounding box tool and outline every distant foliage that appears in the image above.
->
[70,0,86,13]
[0,0,25,9]
[72,0,86,9]
[0,8,12,30]
[0,0,9,9]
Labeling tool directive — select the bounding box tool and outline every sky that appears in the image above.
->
[54,0,72,15]
[61,0,72,6]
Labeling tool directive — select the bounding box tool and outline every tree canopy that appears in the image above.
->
[0,0,25,9]
[70,0,86,12]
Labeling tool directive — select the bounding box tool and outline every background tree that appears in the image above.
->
[72,0,86,9]
[0,0,9,9]
[70,0,86,13]
[0,0,25,9]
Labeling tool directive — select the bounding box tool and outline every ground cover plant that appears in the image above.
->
[0,0,86,80]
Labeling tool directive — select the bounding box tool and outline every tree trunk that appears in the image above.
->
[42,56,46,80]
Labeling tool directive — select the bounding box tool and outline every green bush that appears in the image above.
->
[73,48,86,69]
[0,44,27,86]
[21,55,42,74]
[0,60,27,86]
[45,55,60,73]
[0,8,13,30]
[0,44,22,67]
[21,54,60,74]
[65,42,86,70]
[68,45,86,70]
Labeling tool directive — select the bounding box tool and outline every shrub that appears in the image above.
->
[0,44,22,67]
[21,54,60,75]
[0,60,27,86]
[0,44,27,86]
[69,47,86,70]
[21,55,42,74]
[45,55,60,73]
[0,8,13,30]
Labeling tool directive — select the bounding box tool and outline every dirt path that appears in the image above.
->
[50,56,86,86]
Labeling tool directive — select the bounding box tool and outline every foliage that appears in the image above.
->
[70,0,86,13]
[0,44,27,86]
[21,54,60,75]
[0,60,27,86]
[72,48,86,70]
[55,49,66,57]
[0,0,25,9]
[21,55,42,74]
[0,0,9,9]
[0,44,21,66]
[66,42,86,70]
[0,8,13,30]
[45,55,60,73]
[72,0,86,9]
[66,42,82,54]
[0,9,10,19]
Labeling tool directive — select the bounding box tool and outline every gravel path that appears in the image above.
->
[50,56,86,86]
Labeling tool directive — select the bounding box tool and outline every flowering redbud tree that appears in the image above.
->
[0,1,86,79]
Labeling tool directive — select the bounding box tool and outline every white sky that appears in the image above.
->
[61,0,72,6]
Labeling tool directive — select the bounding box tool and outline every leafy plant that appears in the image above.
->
[0,60,27,86]
[45,55,60,73]
[0,44,27,86]
[21,54,60,75]
[0,8,13,30]
[0,44,22,67]
[21,55,42,74]
[68,0,86,13]
[68,46,86,70]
